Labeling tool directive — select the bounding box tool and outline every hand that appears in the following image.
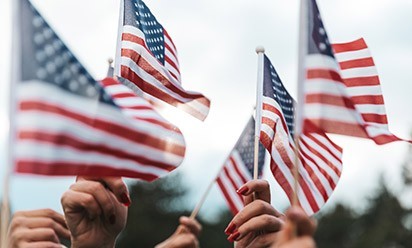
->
[272,207,317,248]
[225,180,285,248]
[61,177,130,248]
[6,209,70,248]
[155,216,202,248]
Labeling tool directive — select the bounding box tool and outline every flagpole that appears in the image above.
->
[1,0,20,245]
[292,0,308,207]
[113,0,124,77]
[253,46,265,180]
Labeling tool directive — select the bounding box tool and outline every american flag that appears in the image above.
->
[115,0,210,121]
[303,0,410,144]
[14,0,186,181]
[217,117,266,215]
[260,55,343,215]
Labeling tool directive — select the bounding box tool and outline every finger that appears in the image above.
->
[237,180,271,205]
[20,228,60,243]
[25,241,64,248]
[77,176,131,206]
[179,217,202,237]
[233,214,283,242]
[225,200,279,235]
[61,189,102,220]
[286,207,316,237]
[15,209,67,229]
[13,216,70,240]
[246,232,279,248]
[280,236,316,248]
[69,180,116,221]
[172,233,199,248]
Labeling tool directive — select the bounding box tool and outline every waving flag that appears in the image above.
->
[217,117,266,215]
[14,0,185,180]
[303,0,410,144]
[260,55,343,215]
[115,0,210,121]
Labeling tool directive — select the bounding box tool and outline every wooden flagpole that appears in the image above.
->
[292,0,308,207]
[253,46,265,181]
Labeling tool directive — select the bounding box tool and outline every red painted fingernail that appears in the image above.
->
[227,231,240,242]
[109,214,116,225]
[224,223,236,235]
[237,186,249,195]
[120,193,132,207]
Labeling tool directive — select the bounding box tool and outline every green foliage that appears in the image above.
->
[315,182,412,248]
[117,174,233,247]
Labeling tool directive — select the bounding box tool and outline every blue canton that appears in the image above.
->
[262,55,296,137]
[124,0,165,64]
[20,0,115,106]
[236,117,266,177]
[308,0,334,57]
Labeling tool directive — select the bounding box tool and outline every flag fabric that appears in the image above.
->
[217,117,266,215]
[303,0,410,144]
[115,0,210,121]
[14,0,186,181]
[260,55,343,215]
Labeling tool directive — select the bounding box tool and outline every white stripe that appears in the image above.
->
[308,134,342,159]
[365,125,396,138]
[305,79,350,97]
[299,137,341,180]
[304,104,364,124]
[340,66,378,79]
[165,35,178,62]
[165,48,180,69]
[334,48,371,62]
[231,151,253,181]
[165,61,181,81]
[225,156,248,189]
[16,141,172,177]
[355,104,387,115]
[17,112,184,164]
[218,168,244,212]
[19,83,185,146]
[306,54,341,72]
[345,85,383,97]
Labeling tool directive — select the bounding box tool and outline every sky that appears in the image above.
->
[0,0,411,219]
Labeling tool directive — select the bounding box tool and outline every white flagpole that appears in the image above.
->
[292,0,308,207]
[253,46,265,180]
[113,0,124,77]
[1,0,20,245]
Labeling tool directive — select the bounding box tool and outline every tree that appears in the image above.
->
[117,173,233,247]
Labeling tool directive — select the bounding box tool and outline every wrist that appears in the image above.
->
[71,239,116,248]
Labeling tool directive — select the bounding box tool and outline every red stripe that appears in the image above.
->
[361,113,388,124]
[369,133,404,145]
[18,131,177,171]
[230,157,249,184]
[307,69,343,82]
[222,165,243,197]
[263,103,290,134]
[20,101,185,156]
[217,177,241,215]
[165,53,180,74]
[304,119,369,139]
[163,29,178,55]
[259,131,273,153]
[274,138,319,213]
[302,120,343,153]
[350,95,384,105]
[332,38,367,53]
[299,139,339,188]
[339,57,374,70]
[305,94,356,110]
[16,161,158,181]
[342,76,380,87]
[303,133,342,164]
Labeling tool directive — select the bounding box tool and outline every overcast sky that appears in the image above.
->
[0,0,411,218]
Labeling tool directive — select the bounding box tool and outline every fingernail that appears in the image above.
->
[224,223,236,235]
[120,193,132,207]
[109,214,116,225]
[237,185,249,195]
[227,231,240,242]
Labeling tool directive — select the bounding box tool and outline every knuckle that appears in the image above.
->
[10,216,26,229]
[255,200,268,212]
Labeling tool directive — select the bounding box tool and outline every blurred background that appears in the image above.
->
[1,0,412,246]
